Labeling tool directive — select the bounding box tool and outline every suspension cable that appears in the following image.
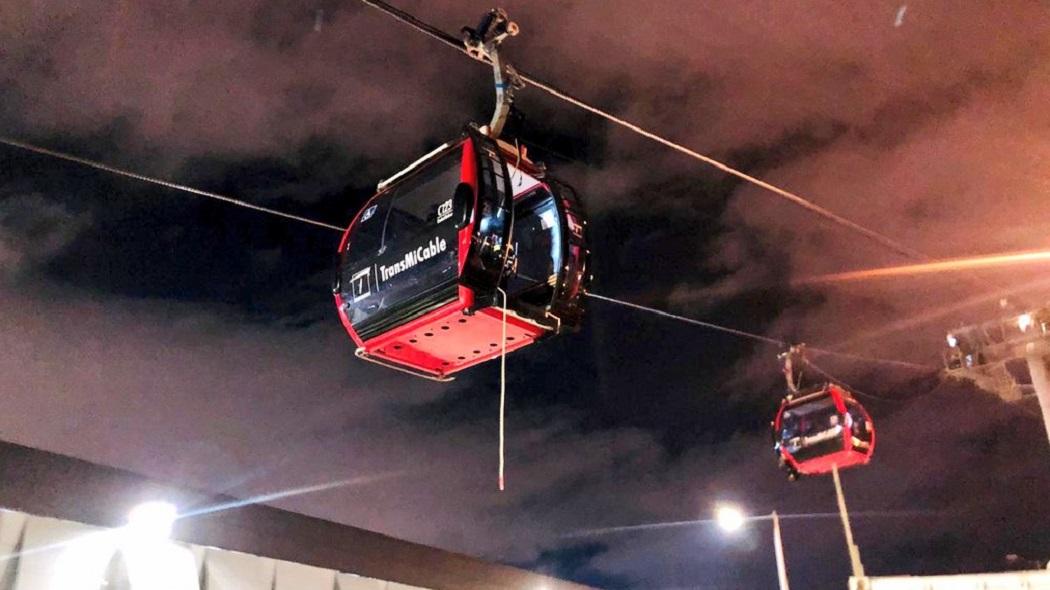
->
[586,292,785,346]
[0,137,348,233]
[809,348,932,372]
[353,0,927,261]
[0,135,937,377]
[586,292,935,371]
[807,359,905,404]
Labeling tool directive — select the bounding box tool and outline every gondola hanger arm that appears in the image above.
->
[462,9,524,139]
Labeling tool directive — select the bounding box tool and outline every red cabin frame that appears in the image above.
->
[333,129,588,381]
[773,384,875,476]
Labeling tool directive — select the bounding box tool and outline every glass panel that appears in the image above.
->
[556,183,586,304]
[340,146,467,331]
[506,189,562,305]
[476,150,511,272]
[844,400,872,441]
[779,396,844,454]
[342,193,394,288]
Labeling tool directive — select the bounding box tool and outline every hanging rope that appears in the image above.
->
[497,287,509,491]
[0,137,348,233]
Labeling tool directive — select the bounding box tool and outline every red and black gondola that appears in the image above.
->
[333,126,589,380]
[773,383,875,478]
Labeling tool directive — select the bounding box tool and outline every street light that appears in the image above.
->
[714,505,790,590]
[49,500,182,589]
[123,500,177,545]
[120,501,199,589]
[715,504,745,533]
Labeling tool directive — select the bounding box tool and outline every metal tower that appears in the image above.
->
[944,305,1050,442]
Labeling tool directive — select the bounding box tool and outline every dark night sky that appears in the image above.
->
[2,2,1050,588]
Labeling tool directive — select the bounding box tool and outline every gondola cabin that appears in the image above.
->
[773,384,874,477]
[333,127,589,380]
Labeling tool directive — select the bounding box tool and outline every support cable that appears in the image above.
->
[586,292,934,371]
[0,137,347,233]
[807,359,905,404]
[586,292,785,346]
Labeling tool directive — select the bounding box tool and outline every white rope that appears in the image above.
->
[511,138,523,189]
[497,286,508,491]
[0,137,348,233]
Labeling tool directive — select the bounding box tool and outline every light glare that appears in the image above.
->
[798,249,1050,284]
[125,501,177,544]
[715,504,746,533]
[1018,313,1034,332]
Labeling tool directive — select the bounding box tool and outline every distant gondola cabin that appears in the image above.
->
[773,384,874,477]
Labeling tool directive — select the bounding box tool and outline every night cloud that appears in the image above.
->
[2,1,1049,588]
[0,192,89,279]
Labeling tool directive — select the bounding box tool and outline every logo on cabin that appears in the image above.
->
[379,237,448,282]
[350,267,372,302]
[436,199,454,224]
[360,204,378,223]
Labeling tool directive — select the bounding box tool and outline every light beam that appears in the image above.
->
[798,249,1050,285]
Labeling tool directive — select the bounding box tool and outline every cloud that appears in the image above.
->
[0,192,89,278]
[712,53,1050,372]
[2,1,475,175]
[3,2,1050,587]
[7,269,1039,588]
[0,279,712,585]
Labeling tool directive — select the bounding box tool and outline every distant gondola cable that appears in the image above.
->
[587,292,934,371]
[353,0,928,262]
[586,292,784,346]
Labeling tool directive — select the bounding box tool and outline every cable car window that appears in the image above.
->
[473,150,512,273]
[780,398,841,447]
[844,400,872,438]
[341,147,467,332]
[383,158,467,245]
[507,189,562,304]
[340,192,394,311]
